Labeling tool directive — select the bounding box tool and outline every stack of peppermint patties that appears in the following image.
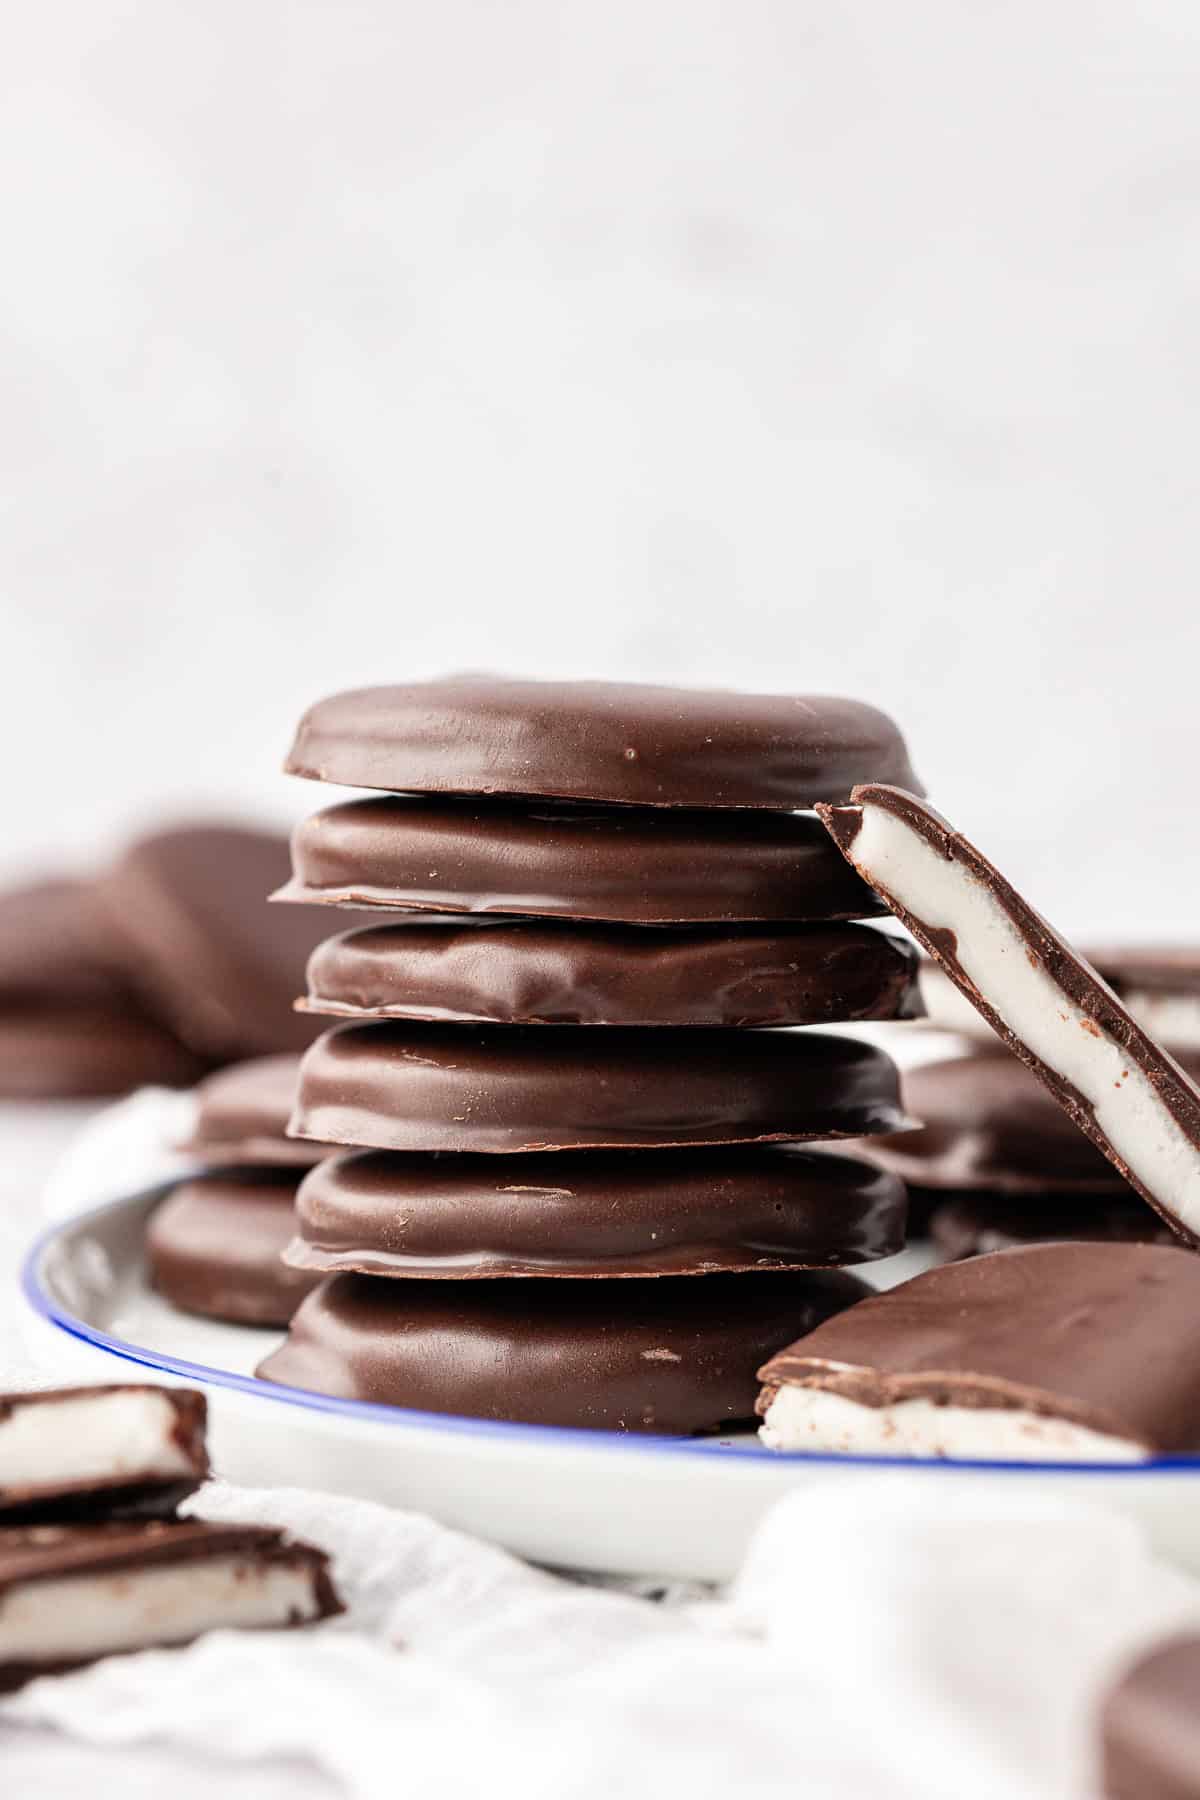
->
[256,677,923,1435]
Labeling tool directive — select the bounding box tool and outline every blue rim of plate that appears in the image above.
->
[20,1192,1200,1476]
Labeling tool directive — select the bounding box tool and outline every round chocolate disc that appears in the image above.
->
[927,1190,1177,1260]
[0,1006,208,1099]
[301,919,919,1029]
[0,880,131,1007]
[255,1268,871,1433]
[286,1145,907,1278]
[862,1051,1200,1193]
[284,676,923,810]
[146,1172,320,1325]
[180,1055,327,1168]
[96,825,337,1059]
[276,795,883,925]
[291,1022,909,1153]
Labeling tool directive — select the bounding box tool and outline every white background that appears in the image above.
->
[2,2,1198,935]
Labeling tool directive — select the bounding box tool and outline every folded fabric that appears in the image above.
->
[6,1478,1200,1800]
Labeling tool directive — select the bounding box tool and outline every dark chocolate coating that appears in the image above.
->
[862,1052,1200,1194]
[291,1022,909,1153]
[147,1173,320,1326]
[0,1387,209,1520]
[0,880,207,1096]
[180,1054,327,1168]
[277,795,884,925]
[0,1519,342,1694]
[301,918,920,1029]
[95,825,340,1058]
[0,1005,208,1099]
[284,676,923,810]
[758,1241,1200,1452]
[1101,1636,1200,1800]
[256,1268,871,1433]
[0,880,130,1006]
[928,1191,1178,1261]
[818,786,1200,1247]
[287,1145,907,1278]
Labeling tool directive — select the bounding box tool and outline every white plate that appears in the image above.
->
[21,1188,1200,1582]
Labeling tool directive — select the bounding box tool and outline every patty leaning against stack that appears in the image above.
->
[756,786,1200,1460]
[256,677,923,1434]
[903,948,1200,1256]
[863,1049,1190,1258]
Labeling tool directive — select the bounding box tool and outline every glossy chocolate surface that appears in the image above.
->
[278,795,884,925]
[147,1173,320,1325]
[758,1241,1200,1452]
[287,1145,907,1277]
[284,676,923,809]
[257,1268,871,1433]
[96,825,339,1057]
[301,918,920,1029]
[291,1022,909,1153]
[818,785,1200,1246]
[180,1054,327,1167]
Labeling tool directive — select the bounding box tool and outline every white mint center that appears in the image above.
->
[852,803,1200,1237]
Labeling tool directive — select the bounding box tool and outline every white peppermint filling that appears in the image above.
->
[853,803,1200,1238]
[759,1385,1145,1461]
[0,1391,195,1497]
[917,963,1004,1040]
[0,1558,320,1663]
[920,963,1200,1054]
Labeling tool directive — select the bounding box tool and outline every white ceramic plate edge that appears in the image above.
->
[20,1190,1200,1581]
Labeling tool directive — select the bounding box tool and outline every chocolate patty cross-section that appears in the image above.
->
[0,1385,340,1692]
[258,676,924,1432]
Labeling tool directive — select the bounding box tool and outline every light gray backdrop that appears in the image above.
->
[3,2,1197,935]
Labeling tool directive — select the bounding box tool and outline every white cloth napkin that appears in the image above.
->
[4,1094,1200,1798]
[7,1479,1200,1799]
